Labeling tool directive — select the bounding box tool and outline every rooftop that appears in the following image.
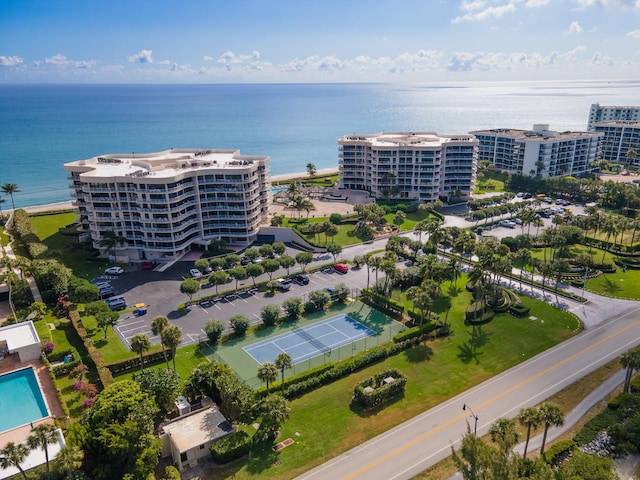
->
[0,321,40,350]
[161,406,234,453]
[340,131,477,148]
[65,148,269,179]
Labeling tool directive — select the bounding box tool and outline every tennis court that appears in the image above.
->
[244,314,375,365]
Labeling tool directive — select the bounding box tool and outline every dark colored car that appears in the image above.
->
[293,274,309,285]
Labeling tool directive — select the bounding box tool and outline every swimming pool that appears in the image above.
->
[0,367,49,432]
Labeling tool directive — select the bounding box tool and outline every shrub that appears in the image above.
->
[42,341,55,354]
[229,314,250,335]
[51,360,82,377]
[392,323,438,343]
[210,431,251,464]
[352,368,407,409]
[204,320,225,344]
[541,439,576,465]
[260,304,280,327]
[509,304,531,317]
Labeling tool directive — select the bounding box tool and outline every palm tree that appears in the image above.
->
[151,316,170,369]
[257,362,278,393]
[162,324,183,372]
[620,348,640,393]
[129,333,151,371]
[626,148,637,169]
[0,441,30,480]
[1,183,20,213]
[517,407,541,457]
[0,197,5,218]
[98,230,128,260]
[55,444,84,480]
[275,353,292,394]
[538,403,564,454]
[27,423,60,479]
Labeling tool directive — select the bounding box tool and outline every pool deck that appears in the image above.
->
[0,355,65,448]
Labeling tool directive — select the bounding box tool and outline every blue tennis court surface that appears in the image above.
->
[244,314,376,365]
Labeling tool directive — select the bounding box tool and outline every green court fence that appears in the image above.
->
[202,302,406,389]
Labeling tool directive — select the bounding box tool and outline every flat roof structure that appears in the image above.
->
[162,406,234,453]
[0,321,40,351]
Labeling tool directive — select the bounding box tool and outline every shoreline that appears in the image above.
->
[16,168,340,214]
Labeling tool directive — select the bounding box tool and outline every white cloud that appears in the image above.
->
[43,54,96,69]
[571,0,640,9]
[461,0,487,11]
[0,55,23,67]
[127,50,153,63]
[569,21,584,34]
[157,60,170,65]
[452,1,517,23]
[281,55,352,73]
[627,29,640,38]
[525,0,550,6]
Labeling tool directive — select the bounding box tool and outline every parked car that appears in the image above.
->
[142,261,155,270]
[498,220,516,229]
[277,278,292,291]
[189,268,203,278]
[106,295,126,311]
[333,263,349,274]
[293,274,309,285]
[104,266,124,275]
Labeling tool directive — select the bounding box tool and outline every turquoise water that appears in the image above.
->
[1,81,640,209]
[0,367,49,432]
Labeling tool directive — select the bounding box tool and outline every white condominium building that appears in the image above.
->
[592,121,640,165]
[64,149,271,263]
[588,104,640,131]
[338,132,478,203]
[470,124,601,178]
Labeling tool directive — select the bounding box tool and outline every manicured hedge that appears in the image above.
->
[352,368,407,409]
[210,431,251,464]
[12,209,48,259]
[52,360,82,377]
[281,337,421,399]
[541,439,576,465]
[393,322,438,343]
[509,304,531,317]
[69,310,114,388]
[106,348,172,375]
[46,348,78,363]
[257,362,335,397]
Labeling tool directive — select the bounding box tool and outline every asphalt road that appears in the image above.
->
[295,303,640,480]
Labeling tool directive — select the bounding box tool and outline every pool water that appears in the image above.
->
[0,367,49,432]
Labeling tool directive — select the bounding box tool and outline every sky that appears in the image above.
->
[1,0,639,84]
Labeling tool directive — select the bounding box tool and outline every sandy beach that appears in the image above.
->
[19,168,340,214]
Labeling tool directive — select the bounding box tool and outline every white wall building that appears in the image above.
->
[592,121,640,165]
[588,104,640,131]
[338,131,478,203]
[0,321,41,362]
[64,149,271,263]
[470,124,601,178]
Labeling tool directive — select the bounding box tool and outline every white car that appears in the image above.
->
[277,278,292,291]
[189,268,203,278]
[104,266,124,275]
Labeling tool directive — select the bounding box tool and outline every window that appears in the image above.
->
[180,452,187,462]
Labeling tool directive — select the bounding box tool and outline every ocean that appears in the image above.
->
[1,80,639,209]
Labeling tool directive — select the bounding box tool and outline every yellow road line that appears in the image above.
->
[344,319,640,480]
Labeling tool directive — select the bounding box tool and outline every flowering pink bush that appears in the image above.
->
[82,397,95,408]
[42,342,55,354]
[73,380,85,392]
[81,383,98,398]
[68,364,88,379]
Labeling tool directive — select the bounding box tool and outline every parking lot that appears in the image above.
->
[102,255,365,348]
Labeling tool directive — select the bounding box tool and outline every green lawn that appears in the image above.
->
[528,245,640,300]
[206,275,581,479]
[29,211,106,278]
[474,169,507,194]
[0,226,9,247]
[284,210,432,248]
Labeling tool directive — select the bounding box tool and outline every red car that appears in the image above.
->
[333,263,349,274]
[142,261,155,270]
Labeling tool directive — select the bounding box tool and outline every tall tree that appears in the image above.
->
[257,362,278,393]
[620,348,640,393]
[179,278,200,302]
[27,424,60,480]
[162,324,183,372]
[151,316,170,369]
[275,352,293,394]
[130,333,151,371]
[538,403,564,454]
[517,406,541,458]
[98,229,128,259]
[306,162,317,177]
[1,183,20,213]
[96,310,120,339]
[0,442,30,480]
[54,444,84,480]
[258,394,290,438]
